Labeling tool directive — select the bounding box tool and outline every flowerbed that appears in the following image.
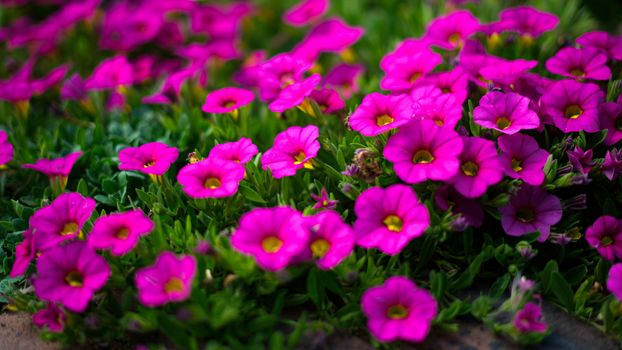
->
[0,0,622,348]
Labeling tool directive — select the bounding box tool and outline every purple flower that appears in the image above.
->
[567,146,595,174]
[135,251,197,307]
[297,210,355,270]
[85,56,134,90]
[540,79,604,133]
[412,87,462,129]
[474,91,539,134]
[309,88,345,114]
[419,67,469,105]
[22,151,83,182]
[448,136,504,198]
[311,187,338,210]
[99,4,164,51]
[9,228,39,278]
[354,184,430,255]
[600,97,622,146]
[269,74,321,113]
[498,6,559,38]
[322,63,364,99]
[0,130,14,167]
[87,210,154,256]
[577,31,622,61]
[177,158,245,198]
[60,73,87,101]
[208,137,258,164]
[498,134,549,186]
[380,49,443,91]
[513,303,548,333]
[384,119,464,183]
[283,0,328,27]
[381,39,432,71]
[585,216,622,261]
[479,59,538,88]
[434,185,484,229]
[33,303,65,333]
[118,142,179,176]
[190,2,252,38]
[602,149,622,181]
[291,17,364,62]
[361,276,437,342]
[202,87,254,114]
[348,93,413,137]
[546,47,611,81]
[499,185,562,242]
[607,263,622,301]
[261,125,320,178]
[424,10,480,50]
[257,54,311,102]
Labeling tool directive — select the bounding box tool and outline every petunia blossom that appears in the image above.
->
[261,125,320,178]
[268,74,321,113]
[0,130,14,167]
[576,31,622,61]
[448,137,504,198]
[423,10,479,50]
[201,87,254,114]
[540,79,604,133]
[545,47,611,81]
[33,303,65,333]
[9,228,38,278]
[309,88,345,114]
[607,263,622,301]
[135,251,196,307]
[513,302,548,333]
[88,210,154,256]
[297,210,355,270]
[380,49,443,92]
[283,0,328,27]
[23,151,82,193]
[85,55,134,90]
[498,134,549,186]
[208,137,258,164]
[177,158,245,198]
[600,97,622,146]
[585,216,622,261]
[348,93,413,137]
[118,142,179,176]
[322,63,364,98]
[498,6,559,39]
[473,91,539,134]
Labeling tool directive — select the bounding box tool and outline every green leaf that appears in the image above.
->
[238,183,266,204]
[307,269,323,307]
[489,274,511,299]
[550,272,575,312]
[430,270,448,300]
[452,247,492,290]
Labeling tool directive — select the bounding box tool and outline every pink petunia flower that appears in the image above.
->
[381,38,432,71]
[0,130,14,167]
[261,125,320,178]
[567,146,595,174]
[233,50,267,88]
[309,88,345,114]
[23,151,82,192]
[190,2,252,38]
[473,91,540,134]
[118,142,179,176]
[176,158,245,198]
[85,55,134,90]
[33,242,111,312]
[60,73,87,101]
[411,87,462,129]
[134,251,197,307]
[231,206,309,271]
[424,10,479,50]
[380,49,443,91]
[600,97,622,146]
[99,3,164,51]
[384,119,463,184]
[540,79,604,133]
[545,47,611,81]
[499,185,562,242]
[513,302,548,333]
[322,63,364,99]
[435,185,484,229]
[142,66,200,105]
[498,134,549,186]
[291,17,364,62]
[9,228,39,278]
[268,74,321,113]
[418,67,469,105]
[88,210,154,256]
[607,263,622,301]
[283,0,328,27]
[201,87,254,114]
[577,31,622,61]
[348,93,413,137]
[354,184,430,255]
[33,303,65,333]
[257,54,311,102]
[311,187,338,210]
[361,276,437,342]
[448,137,504,198]
[479,59,538,88]
[29,192,96,250]
[585,216,622,261]
[208,137,258,164]
[459,53,505,87]
[498,6,559,38]
[296,210,355,270]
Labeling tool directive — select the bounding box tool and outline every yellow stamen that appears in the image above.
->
[461,161,479,177]
[386,304,409,319]
[409,71,422,84]
[448,33,462,48]
[516,208,535,223]
[383,215,403,232]
[164,277,184,293]
[570,69,586,78]
[65,271,84,288]
[261,236,283,253]
[564,105,583,119]
[116,228,130,239]
[496,117,511,130]
[144,161,155,168]
[204,177,221,189]
[511,159,523,172]
[376,114,394,126]
[310,239,330,258]
[412,150,435,164]
[601,236,614,247]
[61,222,79,236]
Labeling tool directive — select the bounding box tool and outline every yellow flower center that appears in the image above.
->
[116,228,130,239]
[65,271,84,288]
[564,105,583,119]
[511,159,523,172]
[461,161,479,177]
[376,114,394,126]
[516,208,535,223]
[386,304,409,319]
[222,100,236,108]
[61,222,79,236]
[310,238,330,258]
[204,177,221,189]
[570,69,586,78]
[164,277,185,293]
[412,149,435,164]
[434,118,444,126]
[496,117,512,130]
[383,215,403,232]
[409,71,422,84]
[601,235,614,247]
[448,33,462,47]
[293,151,306,165]
[143,161,155,168]
[261,236,283,253]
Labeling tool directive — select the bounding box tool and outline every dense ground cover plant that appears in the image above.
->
[0,0,622,348]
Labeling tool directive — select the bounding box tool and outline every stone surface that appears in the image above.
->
[0,312,58,350]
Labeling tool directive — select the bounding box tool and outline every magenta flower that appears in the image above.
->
[473,91,539,134]
[381,38,433,71]
[424,10,479,50]
[233,50,267,88]
[118,142,179,176]
[459,53,505,87]
[177,158,245,198]
[384,120,463,184]
[479,59,538,88]
[448,137,504,198]
[577,31,622,61]
[135,251,197,307]
[380,49,443,91]
[268,74,321,113]
[600,97,622,146]
[29,192,96,250]
[99,4,164,51]
[322,63,364,98]
[499,6,559,38]
[354,184,430,255]
[297,210,355,270]
[33,303,65,333]
[9,228,37,278]
[499,185,562,242]
[142,67,199,105]
[190,2,252,38]
[545,47,611,81]
[85,55,134,90]
[435,185,484,229]
[60,73,87,101]
[0,130,14,167]
[34,242,110,312]
[585,216,622,261]
[412,88,462,129]
[291,17,364,62]
[311,187,338,210]
[284,0,328,27]
[361,276,437,342]
[602,149,622,181]
[208,137,258,164]
[607,263,622,301]
[88,210,154,256]
[309,88,345,114]
[348,93,413,137]
[419,67,469,105]
[22,151,82,191]
[540,79,604,133]
[231,207,308,271]
[567,146,595,174]
[261,125,320,178]
[202,87,254,114]
[498,134,549,186]
[513,303,548,333]
[257,54,311,102]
